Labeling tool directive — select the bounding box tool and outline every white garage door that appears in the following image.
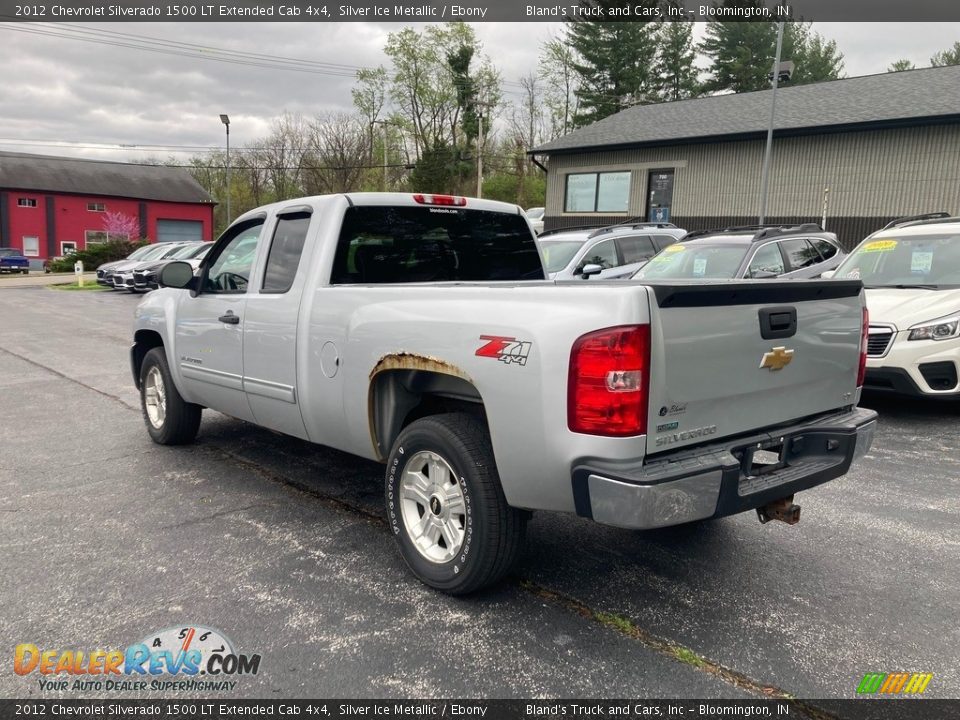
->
[157,220,203,243]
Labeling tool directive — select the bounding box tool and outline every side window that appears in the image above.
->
[617,235,657,263]
[781,238,821,270]
[653,233,678,250]
[812,238,838,261]
[578,238,618,271]
[202,220,265,294]
[262,211,311,293]
[747,243,786,277]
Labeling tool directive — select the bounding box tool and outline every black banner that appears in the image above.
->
[2,700,959,720]
[0,0,958,22]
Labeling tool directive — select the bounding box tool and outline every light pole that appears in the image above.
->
[220,114,231,225]
[758,22,785,224]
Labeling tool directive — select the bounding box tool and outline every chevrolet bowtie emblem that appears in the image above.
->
[759,346,795,371]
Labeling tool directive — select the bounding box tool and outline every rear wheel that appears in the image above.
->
[140,347,202,445]
[385,413,525,595]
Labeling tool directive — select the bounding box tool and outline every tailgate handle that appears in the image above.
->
[759,306,797,339]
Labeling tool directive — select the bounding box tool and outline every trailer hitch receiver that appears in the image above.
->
[757,495,801,525]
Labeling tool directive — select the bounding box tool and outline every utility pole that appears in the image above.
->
[374,120,388,192]
[758,22,785,224]
[476,110,484,198]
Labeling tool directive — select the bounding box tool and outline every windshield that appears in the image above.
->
[634,244,749,280]
[127,245,154,260]
[171,243,204,259]
[834,233,960,288]
[0,248,16,257]
[540,241,584,273]
[525,207,544,220]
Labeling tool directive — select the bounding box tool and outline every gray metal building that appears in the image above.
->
[529,65,960,249]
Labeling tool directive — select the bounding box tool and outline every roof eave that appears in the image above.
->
[528,114,960,157]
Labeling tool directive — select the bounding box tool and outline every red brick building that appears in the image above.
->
[0,151,215,262]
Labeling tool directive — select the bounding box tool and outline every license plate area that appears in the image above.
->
[733,439,787,478]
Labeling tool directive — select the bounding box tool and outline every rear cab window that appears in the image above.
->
[331,206,544,284]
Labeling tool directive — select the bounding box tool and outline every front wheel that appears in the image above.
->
[140,347,202,445]
[385,413,525,595]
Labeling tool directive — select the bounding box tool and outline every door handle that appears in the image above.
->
[218,313,240,325]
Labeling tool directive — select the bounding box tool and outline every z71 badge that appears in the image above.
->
[476,335,532,366]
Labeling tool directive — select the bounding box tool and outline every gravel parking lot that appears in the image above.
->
[1,286,958,705]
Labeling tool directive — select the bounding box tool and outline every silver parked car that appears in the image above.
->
[540,222,687,280]
[634,224,845,281]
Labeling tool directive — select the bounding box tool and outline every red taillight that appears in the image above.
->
[857,306,869,387]
[568,325,650,437]
[412,194,467,207]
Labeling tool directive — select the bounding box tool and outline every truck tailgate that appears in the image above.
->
[644,280,864,456]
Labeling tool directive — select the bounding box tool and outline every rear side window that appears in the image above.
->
[812,238,838,260]
[653,233,678,250]
[331,206,544,283]
[617,235,656,263]
[262,211,311,293]
[781,239,821,270]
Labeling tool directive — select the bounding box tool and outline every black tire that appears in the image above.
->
[385,413,525,595]
[139,347,202,445]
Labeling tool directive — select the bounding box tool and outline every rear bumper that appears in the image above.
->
[572,407,878,530]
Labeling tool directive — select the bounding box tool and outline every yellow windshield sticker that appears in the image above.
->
[664,245,686,253]
[861,239,897,252]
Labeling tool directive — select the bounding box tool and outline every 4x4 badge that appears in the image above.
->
[759,346,795,371]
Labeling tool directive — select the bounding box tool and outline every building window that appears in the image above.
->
[564,171,631,213]
[22,237,40,257]
[17,198,37,208]
[87,202,106,212]
[61,241,77,256]
[84,231,128,245]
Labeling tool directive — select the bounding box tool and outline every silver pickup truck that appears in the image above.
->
[132,193,877,594]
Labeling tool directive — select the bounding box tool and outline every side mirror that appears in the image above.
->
[820,270,836,279]
[159,261,197,290]
[751,270,778,279]
[580,263,603,279]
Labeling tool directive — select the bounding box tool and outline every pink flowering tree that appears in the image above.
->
[102,211,142,243]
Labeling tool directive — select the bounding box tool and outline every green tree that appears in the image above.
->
[655,20,700,101]
[701,15,844,94]
[566,2,660,126]
[538,34,580,138]
[700,11,776,93]
[888,59,916,72]
[930,41,960,67]
[782,23,844,84]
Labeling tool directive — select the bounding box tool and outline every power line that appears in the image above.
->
[0,20,528,89]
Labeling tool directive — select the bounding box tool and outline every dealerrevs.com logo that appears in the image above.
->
[14,625,261,692]
[857,672,933,695]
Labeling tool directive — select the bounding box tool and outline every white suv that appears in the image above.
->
[829,214,960,398]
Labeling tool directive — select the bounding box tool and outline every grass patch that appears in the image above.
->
[49,282,107,291]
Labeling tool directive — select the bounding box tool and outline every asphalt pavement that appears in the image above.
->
[0,286,957,705]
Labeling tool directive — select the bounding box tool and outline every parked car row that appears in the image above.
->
[97,241,211,292]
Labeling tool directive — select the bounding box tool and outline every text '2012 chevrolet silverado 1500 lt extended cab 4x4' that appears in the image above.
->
[131,193,878,594]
